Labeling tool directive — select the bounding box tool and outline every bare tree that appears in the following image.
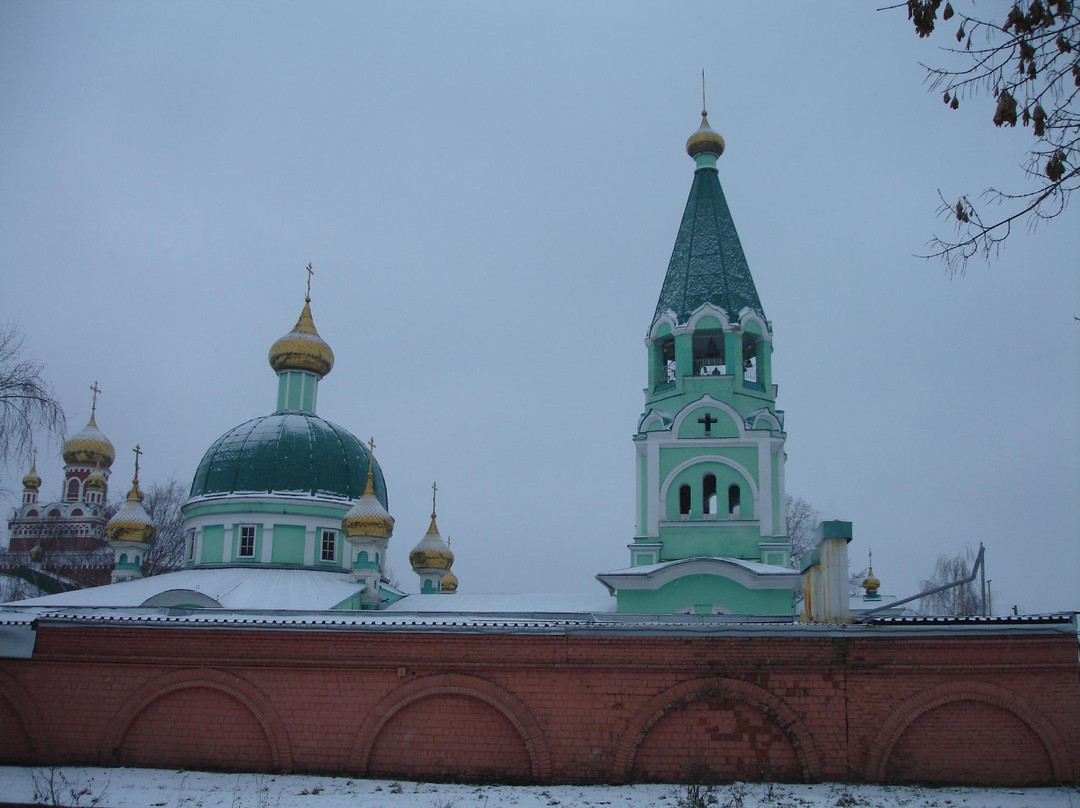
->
[895,0,1079,272]
[918,544,982,615]
[141,477,187,576]
[785,495,820,562]
[0,324,66,470]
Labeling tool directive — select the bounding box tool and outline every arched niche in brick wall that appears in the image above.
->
[611,677,821,784]
[0,670,48,763]
[104,668,293,772]
[352,673,552,782]
[863,680,1073,785]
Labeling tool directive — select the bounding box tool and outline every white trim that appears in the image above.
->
[597,556,799,592]
[685,303,732,332]
[659,455,759,503]
[670,395,745,438]
[648,313,678,340]
[737,308,772,339]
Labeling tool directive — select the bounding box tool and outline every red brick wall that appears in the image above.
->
[0,624,1076,786]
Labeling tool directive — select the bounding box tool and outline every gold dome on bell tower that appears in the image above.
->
[62,382,115,469]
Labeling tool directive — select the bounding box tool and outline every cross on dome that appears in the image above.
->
[90,381,101,415]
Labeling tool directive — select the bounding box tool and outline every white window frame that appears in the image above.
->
[187,529,197,561]
[238,524,256,558]
[320,529,337,562]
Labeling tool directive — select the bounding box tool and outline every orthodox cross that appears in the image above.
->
[698,412,717,435]
[368,436,376,457]
[305,262,314,302]
[132,444,142,481]
[431,481,438,518]
[701,67,707,116]
[90,381,101,414]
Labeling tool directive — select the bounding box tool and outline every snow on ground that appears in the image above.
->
[0,767,1075,808]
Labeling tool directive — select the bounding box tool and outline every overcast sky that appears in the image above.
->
[1,2,1077,614]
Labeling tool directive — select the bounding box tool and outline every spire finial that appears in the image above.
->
[132,444,142,483]
[431,481,438,519]
[90,381,101,415]
[305,262,314,303]
[701,68,707,117]
[367,437,377,483]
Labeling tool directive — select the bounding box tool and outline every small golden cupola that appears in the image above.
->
[685,110,725,159]
[440,568,458,594]
[342,438,394,607]
[268,264,335,380]
[63,384,115,470]
[861,550,882,602]
[107,445,156,583]
[84,470,108,504]
[21,457,41,493]
[410,482,455,594]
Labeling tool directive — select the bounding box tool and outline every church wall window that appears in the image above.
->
[66,478,80,502]
[703,474,717,516]
[654,336,676,388]
[320,529,337,562]
[728,484,741,518]
[238,525,256,558]
[187,529,196,562]
[678,484,691,516]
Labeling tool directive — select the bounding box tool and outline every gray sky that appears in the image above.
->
[2,2,1077,613]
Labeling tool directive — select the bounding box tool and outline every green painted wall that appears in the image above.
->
[658,523,761,559]
[200,525,223,564]
[616,573,793,615]
[185,501,349,520]
[660,446,758,480]
[271,524,306,564]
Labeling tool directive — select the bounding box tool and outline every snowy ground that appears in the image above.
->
[0,768,1076,808]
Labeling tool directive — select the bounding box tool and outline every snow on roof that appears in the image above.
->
[11,567,364,611]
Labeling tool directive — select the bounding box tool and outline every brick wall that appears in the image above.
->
[0,623,1076,786]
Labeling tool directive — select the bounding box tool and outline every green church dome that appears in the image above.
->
[189,413,388,506]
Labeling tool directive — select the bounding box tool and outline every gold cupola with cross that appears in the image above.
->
[597,98,797,616]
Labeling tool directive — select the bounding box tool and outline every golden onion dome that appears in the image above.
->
[29,545,45,562]
[862,567,881,596]
[106,481,155,545]
[440,569,458,593]
[63,413,115,469]
[685,111,725,159]
[342,470,394,539]
[409,515,454,572]
[22,459,41,492]
[84,472,107,492]
[268,300,334,378]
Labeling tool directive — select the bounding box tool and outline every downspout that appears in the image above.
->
[855,544,985,623]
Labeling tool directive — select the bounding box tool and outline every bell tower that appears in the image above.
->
[598,108,798,615]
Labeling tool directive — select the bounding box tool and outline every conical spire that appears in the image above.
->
[652,113,765,328]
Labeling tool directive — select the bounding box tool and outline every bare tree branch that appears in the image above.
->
[0,324,66,469]
[896,0,1079,273]
[141,477,187,576]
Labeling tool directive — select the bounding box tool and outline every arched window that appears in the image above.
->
[703,474,717,516]
[679,484,691,516]
[728,484,741,518]
[66,478,80,502]
[693,331,726,376]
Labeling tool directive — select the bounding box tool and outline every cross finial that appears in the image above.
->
[701,68,707,117]
[305,262,314,303]
[90,381,101,415]
[431,481,438,518]
[368,436,376,456]
[132,444,142,482]
[868,548,873,571]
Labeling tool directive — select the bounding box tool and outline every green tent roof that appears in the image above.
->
[652,166,765,328]
[189,413,387,506]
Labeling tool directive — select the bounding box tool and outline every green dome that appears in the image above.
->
[189,413,388,506]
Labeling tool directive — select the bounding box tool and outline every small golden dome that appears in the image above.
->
[343,469,394,539]
[29,545,45,562]
[862,567,881,596]
[106,480,155,545]
[268,300,334,378]
[84,472,107,492]
[22,459,41,492]
[63,413,115,469]
[685,111,725,158]
[440,570,458,593]
[409,515,454,571]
